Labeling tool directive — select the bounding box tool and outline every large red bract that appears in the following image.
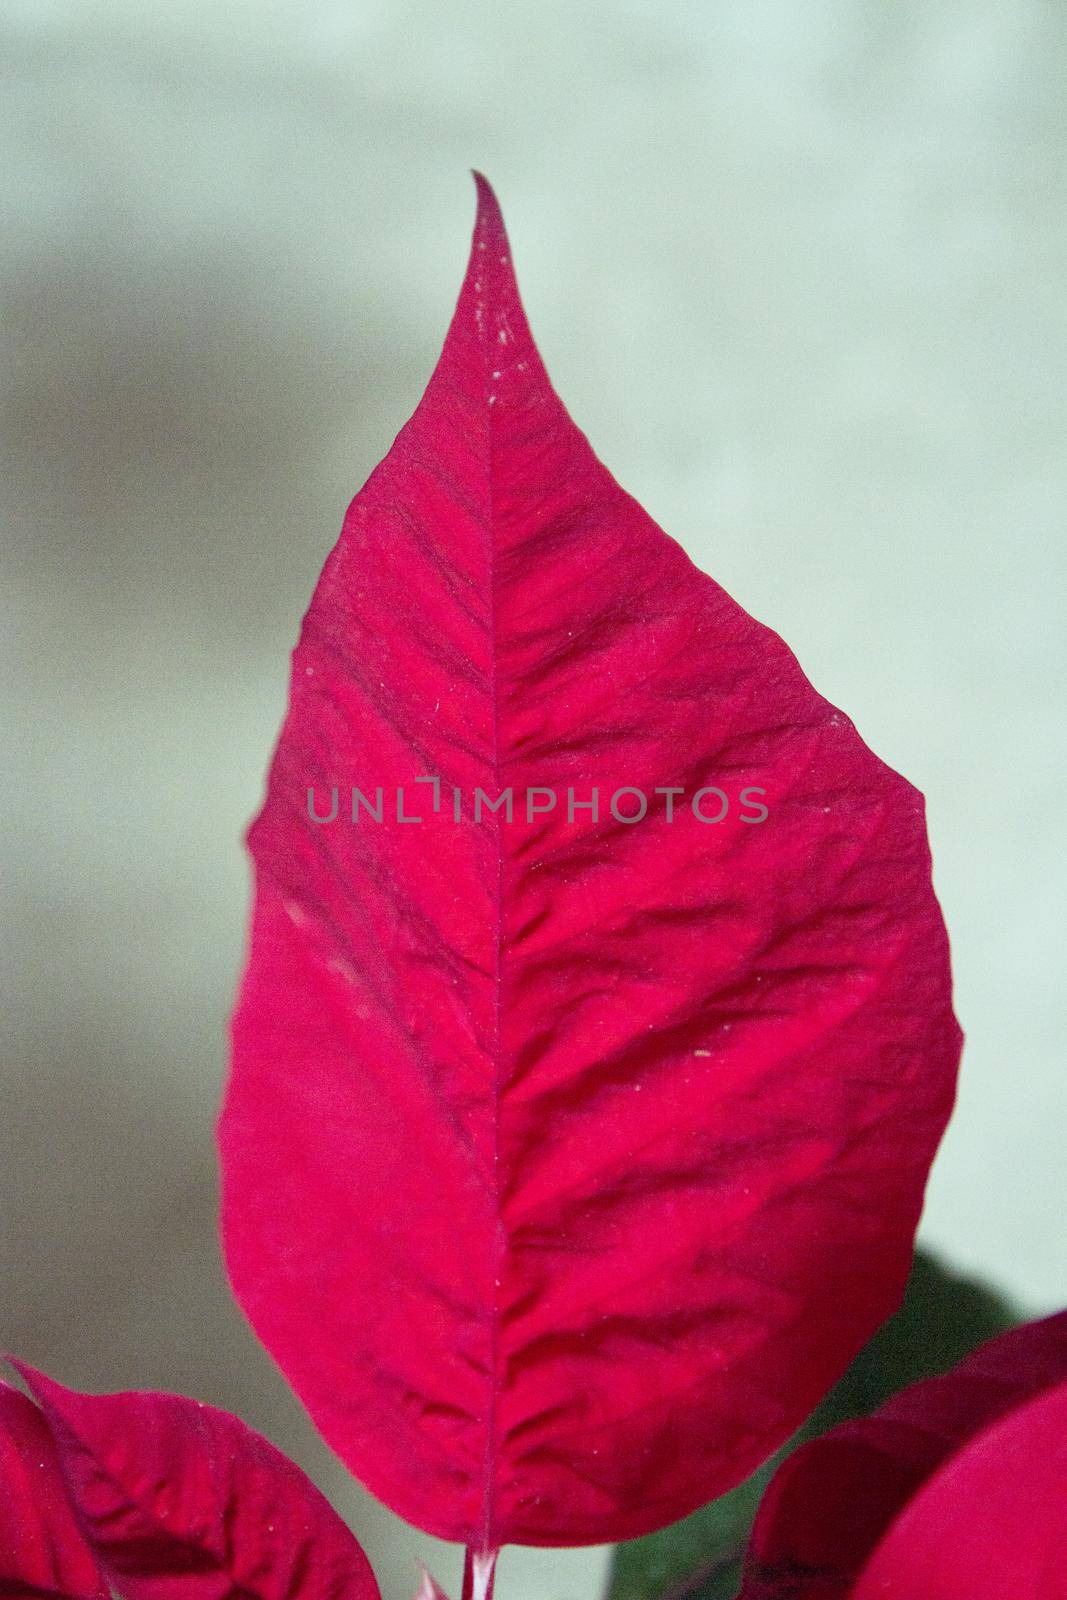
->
[219,175,961,1551]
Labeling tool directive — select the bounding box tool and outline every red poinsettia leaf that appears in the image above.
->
[219,173,960,1548]
[741,1309,1067,1598]
[414,1564,453,1600]
[12,1362,380,1600]
[851,1378,1067,1600]
[0,1381,108,1600]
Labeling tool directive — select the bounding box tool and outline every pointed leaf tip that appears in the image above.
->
[440,170,537,406]
[7,1355,57,1405]
[470,170,507,243]
[462,171,523,322]
[415,1563,453,1600]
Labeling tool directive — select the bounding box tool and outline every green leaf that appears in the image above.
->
[605,1249,1019,1600]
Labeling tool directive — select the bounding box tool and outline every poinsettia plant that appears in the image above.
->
[4,177,1063,1600]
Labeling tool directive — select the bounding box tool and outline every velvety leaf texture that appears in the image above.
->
[0,1381,108,1600]
[14,1364,380,1600]
[219,175,961,1549]
[741,1309,1067,1599]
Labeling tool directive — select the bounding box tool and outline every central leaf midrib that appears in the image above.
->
[477,267,508,1558]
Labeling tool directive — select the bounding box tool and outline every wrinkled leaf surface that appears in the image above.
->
[608,1249,1018,1600]
[0,1380,107,1599]
[220,176,961,1547]
[15,1363,380,1600]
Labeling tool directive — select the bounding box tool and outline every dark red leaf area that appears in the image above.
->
[743,1310,1067,1599]
[0,1381,107,1600]
[851,1377,1067,1599]
[11,1363,379,1600]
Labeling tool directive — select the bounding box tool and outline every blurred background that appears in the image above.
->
[2,2,1065,1597]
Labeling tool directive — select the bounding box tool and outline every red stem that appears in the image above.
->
[462,1547,498,1600]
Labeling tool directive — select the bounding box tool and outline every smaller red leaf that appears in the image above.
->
[12,1361,380,1600]
[741,1310,1067,1599]
[0,1380,107,1600]
[851,1378,1067,1600]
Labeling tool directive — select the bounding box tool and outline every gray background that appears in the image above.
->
[2,3,1064,1598]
